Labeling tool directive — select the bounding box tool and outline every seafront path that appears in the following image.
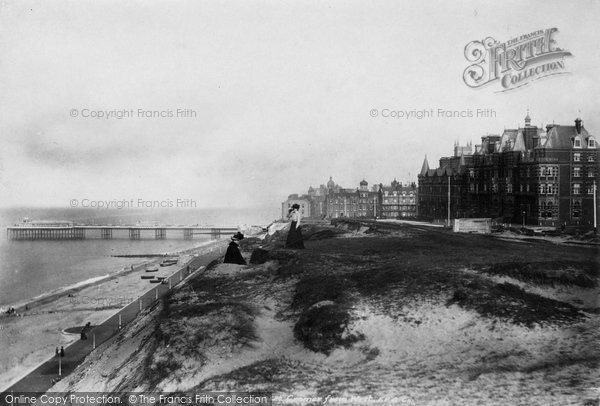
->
[1,240,229,398]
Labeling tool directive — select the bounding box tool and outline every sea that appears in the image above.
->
[0,206,278,308]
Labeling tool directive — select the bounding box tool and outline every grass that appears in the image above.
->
[140,268,261,386]
[448,281,584,327]
[291,274,352,311]
[291,271,361,354]
[293,303,363,354]
[291,220,594,328]
[133,220,597,389]
[480,261,599,288]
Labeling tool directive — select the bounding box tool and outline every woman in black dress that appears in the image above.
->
[285,204,304,249]
[224,232,246,264]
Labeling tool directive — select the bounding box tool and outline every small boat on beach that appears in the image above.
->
[149,278,161,283]
[145,267,159,272]
[155,276,167,281]
[160,258,178,267]
[140,275,154,280]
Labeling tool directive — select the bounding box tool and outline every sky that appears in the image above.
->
[1,0,598,211]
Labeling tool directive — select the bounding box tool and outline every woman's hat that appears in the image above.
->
[291,203,300,209]
[231,232,245,240]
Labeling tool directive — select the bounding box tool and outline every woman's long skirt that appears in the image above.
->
[224,242,246,264]
[285,221,304,249]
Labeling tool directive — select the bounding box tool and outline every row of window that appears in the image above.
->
[573,138,596,148]
[381,212,417,217]
[573,168,595,177]
[539,166,559,176]
[382,191,416,197]
[573,184,597,195]
[383,199,416,204]
[382,206,416,211]
[573,153,596,161]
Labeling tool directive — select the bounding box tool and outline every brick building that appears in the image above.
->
[379,179,418,218]
[282,177,418,220]
[418,114,599,227]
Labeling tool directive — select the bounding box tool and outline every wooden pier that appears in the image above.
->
[6,226,239,241]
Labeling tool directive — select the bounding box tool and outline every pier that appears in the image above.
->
[6,226,239,241]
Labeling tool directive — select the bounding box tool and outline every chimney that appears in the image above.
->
[575,118,582,134]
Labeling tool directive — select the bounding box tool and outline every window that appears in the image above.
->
[573,167,581,177]
[507,183,513,193]
[540,202,546,217]
[573,200,581,218]
[589,170,595,178]
[589,155,596,162]
[574,153,581,162]
[520,184,524,193]
[589,138,596,148]
[574,138,582,148]
[588,186,595,195]
[540,167,546,176]
[545,201,556,219]
[547,184,553,194]
[573,184,581,195]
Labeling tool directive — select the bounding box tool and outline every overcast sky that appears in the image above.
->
[1,0,598,210]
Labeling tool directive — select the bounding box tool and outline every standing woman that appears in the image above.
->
[285,204,305,249]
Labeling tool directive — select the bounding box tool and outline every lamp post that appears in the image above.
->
[522,210,526,227]
[594,179,597,233]
[447,176,451,227]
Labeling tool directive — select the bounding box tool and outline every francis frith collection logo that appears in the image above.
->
[463,28,572,92]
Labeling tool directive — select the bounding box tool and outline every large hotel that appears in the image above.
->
[418,114,599,227]
[282,178,417,220]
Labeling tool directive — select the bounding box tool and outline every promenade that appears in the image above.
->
[0,241,228,400]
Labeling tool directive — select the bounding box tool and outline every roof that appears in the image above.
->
[543,125,590,149]
[420,156,430,176]
[512,130,527,151]
[499,129,518,152]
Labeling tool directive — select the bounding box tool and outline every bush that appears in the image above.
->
[250,248,270,264]
[293,303,362,354]
[291,275,350,310]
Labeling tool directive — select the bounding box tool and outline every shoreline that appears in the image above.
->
[0,239,217,313]
[0,238,228,392]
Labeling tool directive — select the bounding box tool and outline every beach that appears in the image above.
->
[0,239,229,391]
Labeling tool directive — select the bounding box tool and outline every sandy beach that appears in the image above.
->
[0,238,229,391]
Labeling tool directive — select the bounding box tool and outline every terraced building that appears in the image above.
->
[418,114,599,227]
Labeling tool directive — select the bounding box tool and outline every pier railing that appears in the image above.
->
[6,226,239,241]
